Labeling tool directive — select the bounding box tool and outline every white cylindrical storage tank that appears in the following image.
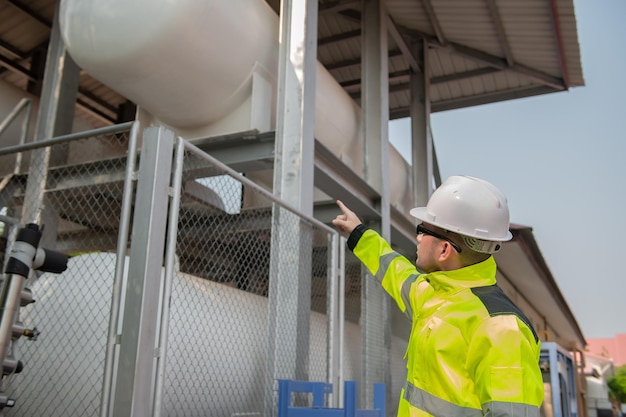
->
[59,0,412,202]
[7,253,406,416]
[60,1,279,130]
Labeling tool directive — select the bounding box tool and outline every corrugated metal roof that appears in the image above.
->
[1,0,584,126]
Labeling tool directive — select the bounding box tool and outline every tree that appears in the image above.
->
[608,365,626,404]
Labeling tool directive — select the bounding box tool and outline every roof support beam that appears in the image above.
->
[344,66,501,90]
[419,0,446,45]
[0,54,32,79]
[387,15,420,73]
[340,69,409,89]
[446,42,564,89]
[548,0,571,88]
[430,67,500,84]
[7,0,51,28]
[325,49,402,71]
[319,0,361,14]
[0,38,117,123]
[485,0,515,66]
[318,29,361,46]
[432,85,558,112]
[390,85,558,118]
[320,6,421,76]
[400,26,566,90]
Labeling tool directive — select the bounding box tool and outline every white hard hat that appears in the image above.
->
[410,176,512,253]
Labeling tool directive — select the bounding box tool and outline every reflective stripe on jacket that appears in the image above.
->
[348,226,544,417]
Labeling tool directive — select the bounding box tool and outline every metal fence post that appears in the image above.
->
[112,127,174,417]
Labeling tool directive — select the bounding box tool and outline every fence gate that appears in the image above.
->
[0,125,345,417]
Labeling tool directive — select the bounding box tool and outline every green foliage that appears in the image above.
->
[608,365,626,404]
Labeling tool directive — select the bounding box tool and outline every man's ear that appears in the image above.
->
[437,241,454,261]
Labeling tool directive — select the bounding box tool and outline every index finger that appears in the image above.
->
[336,200,349,214]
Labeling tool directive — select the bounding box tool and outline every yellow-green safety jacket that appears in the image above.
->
[347,225,544,417]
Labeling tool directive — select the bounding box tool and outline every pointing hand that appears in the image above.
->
[332,200,362,238]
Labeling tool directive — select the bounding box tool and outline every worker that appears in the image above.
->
[332,175,543,417]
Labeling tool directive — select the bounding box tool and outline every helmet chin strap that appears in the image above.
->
[461,236,502,254]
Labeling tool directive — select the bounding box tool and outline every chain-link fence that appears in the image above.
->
[0,125,396,417]
[0,123,136,417]
[157,140,341,416]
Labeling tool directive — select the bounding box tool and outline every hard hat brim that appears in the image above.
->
[409,207,428,222]
[409,206,513,242]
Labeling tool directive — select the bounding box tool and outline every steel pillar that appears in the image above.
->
[410,39,433,205]
[361,0,391,408]
[21,3,79,225]
[111,127,174,417]
[265,0,319,416]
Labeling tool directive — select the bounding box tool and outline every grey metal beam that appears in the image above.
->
[0,39,25,59]
[319,0,361,15]
[430,67,500,84]
[348,79,412,99]
[340,69,409,89]
[0,44,117,123]
[389,84,559,117]
[419,0,446,45]
[387,15,420,73]
[360,0,391,408]
[449,41,565,89]
[78,88,118,114]
[432,84,559,112]
[486,0,514,67]
[410,39,432,208]
[431,131,442,188]
[7,0,52,28]
[380,58,563,99]
[112,126,174,417]
[325,49,402,71]
[318,29,361,46]
[399,26,566,90]
[340,67,501,101]
[76,97,116,122]
[0,54,34,80]
[194,132,417,251]
[265,0,319,415]
[314,142,380,220]
[21,3,79,224]
[0,124,417,272]
[190,130,276,172]
[548,0,571,89]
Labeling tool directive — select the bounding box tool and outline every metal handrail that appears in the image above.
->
[0,98,33,192]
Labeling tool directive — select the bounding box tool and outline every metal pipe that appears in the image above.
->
[327,232,338,407]
[153,136,185,417]
[0,98,31,137]
[0,122,134,157]
[338,238,346,407]
[183,140,336,235]
[100,120,139,417]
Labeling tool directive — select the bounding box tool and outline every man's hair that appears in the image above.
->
[449,231,492,266]
[429,225,491,266]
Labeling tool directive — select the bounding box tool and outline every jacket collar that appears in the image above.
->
[426,256,497,293]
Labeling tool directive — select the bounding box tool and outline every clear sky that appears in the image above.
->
[389,0,626,339]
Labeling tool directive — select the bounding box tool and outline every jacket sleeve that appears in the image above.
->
[466,315,544,416]
[348,225,424,318]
